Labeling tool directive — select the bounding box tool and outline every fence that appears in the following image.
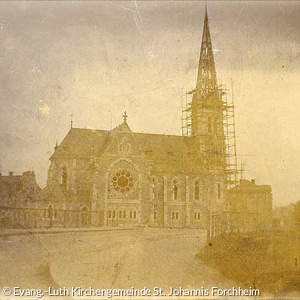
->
[0,206,103,229]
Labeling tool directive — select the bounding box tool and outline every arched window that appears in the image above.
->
[47,205,53,219]
[172,180,178,200]
[172,212,179,219]
[154,211,157,219]
[120,137,126,152]
[217,183,221,200]
[81,207,89,226]
[208,117,212,133]
[133,211,137,219]
[113,211,116,219]
[151,178,157,200]
[195,181,200,201]
[119,137,131,154]
[194,211,201,220]
[61,167,67,188]
[108,210,112,219]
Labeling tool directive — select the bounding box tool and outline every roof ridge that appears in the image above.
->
[70,127,109,133]
[69,127,191,138]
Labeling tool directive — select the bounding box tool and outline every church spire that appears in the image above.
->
[196,6,217,95]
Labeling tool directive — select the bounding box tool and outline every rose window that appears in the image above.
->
[112,170,134,193]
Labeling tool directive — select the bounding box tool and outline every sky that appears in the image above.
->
[0,1,299,207]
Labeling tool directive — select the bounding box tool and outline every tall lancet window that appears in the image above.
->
[195,181,200,201]
[46,205,53,219]
[217,183,221,200]
[172,180,178,201]
[119,137,131,155]
[151,178,156,200]
[61,167,68,188]
[208,117,212,133]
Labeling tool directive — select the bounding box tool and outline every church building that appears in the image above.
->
[44,8,227,230]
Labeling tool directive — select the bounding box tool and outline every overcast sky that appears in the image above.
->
[0,1,299,206]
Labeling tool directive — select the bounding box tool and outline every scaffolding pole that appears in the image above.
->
[181,82,239,190]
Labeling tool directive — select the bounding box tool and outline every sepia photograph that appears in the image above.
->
[0,0,299,299]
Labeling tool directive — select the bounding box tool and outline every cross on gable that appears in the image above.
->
[70,113,74,128]
[123,111,128,123]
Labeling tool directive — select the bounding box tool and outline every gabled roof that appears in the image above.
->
[51,125,204,174]
[52,128,110,158]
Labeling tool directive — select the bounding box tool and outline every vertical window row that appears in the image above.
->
[171,212,179,220]
[194,212,201,220]
[108,210,137,220]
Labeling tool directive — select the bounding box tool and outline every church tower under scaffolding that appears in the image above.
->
[182,8,238,190]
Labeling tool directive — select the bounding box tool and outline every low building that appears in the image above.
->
[273,201,300,230]
[225,179,273,233]
[0,171,41,227]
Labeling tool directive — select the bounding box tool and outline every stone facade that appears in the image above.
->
[45,121,225,229]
